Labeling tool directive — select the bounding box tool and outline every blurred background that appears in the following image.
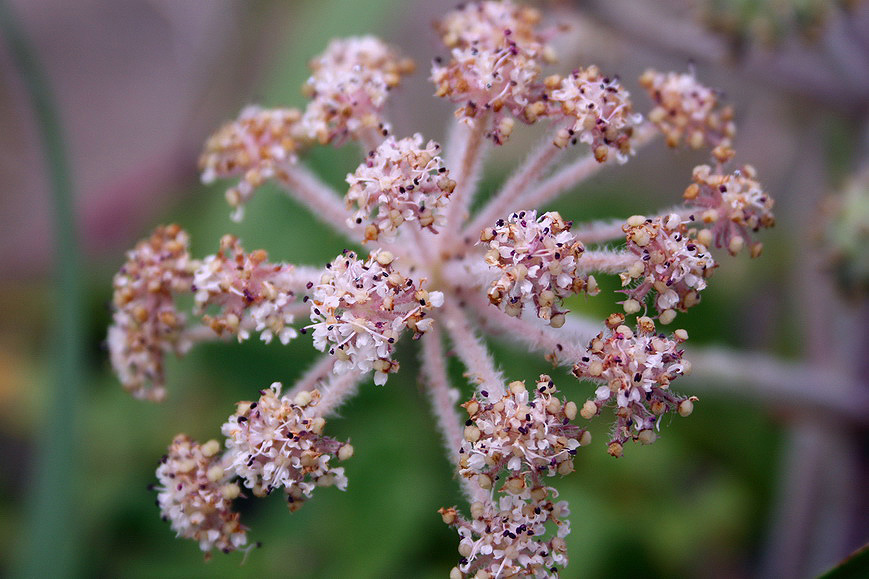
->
[1,0,866,577]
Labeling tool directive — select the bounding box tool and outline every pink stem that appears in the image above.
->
[441,114,491,245]
[518,123,658,211]
[464,290,598,366]
[421,328,488,503]
[284,355,339,401]
[276,164,356,239]
[441,297,505,398]
[573,206,695,245]
[314,369,366,417]
[461,130,567,241]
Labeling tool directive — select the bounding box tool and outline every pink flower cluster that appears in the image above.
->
[431,1,552,144]
[221,382,352,510]
[107,0,778,572]
[108,225,196,402]
[572,314,695,457]
[199,106,305,221]
[686,163,776,256]
[193,235,304,345]
[307,249,443,385]
[302,36,415,146]
[154,435,247,555]
[639,69,736,154]
[620,213,716,322]
[345,134,456,241]
[440,486,570,578]
[459,376,586,487]
[547,66,642,162]
[482,210,596,327]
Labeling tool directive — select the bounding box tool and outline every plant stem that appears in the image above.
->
[284,354,339,401]
[276,164,355,237]
[441,298,505,398]
[462,129,566,240]
[441,114,491,243]
[421,329,487,503]
[1,1,83,576]
[573,205,695,245]
[518,122,658,211]
[314,369,365,417]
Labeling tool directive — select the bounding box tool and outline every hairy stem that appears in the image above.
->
[462,130,567,241]
[464,290,599,366]
[285,355,340,401]
[442,114,491,243]
[281,264,329,291]
[276,164,355,238]
[573,205,695,245]
[441,297,505,398]
[421,329,488,503]
[519,122,658,211]
[314,369,365,417]
[684,348,865,423]
[576,249,635,274]
[467,283,865,422]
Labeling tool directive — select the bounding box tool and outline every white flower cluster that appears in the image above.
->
[307,249,443,385]
[620,213,716,322]
[431,0,552,143]
[639,69,736,152]
[345,134,456,241]
[573,315,694,456]
[440,486,570,578]
[302,36,415,145]
[459,377,587,489]
[547,66,642,163]
[199,106,305,221]
[154,435,246,555]
[686,163,775,256]
[193,235,302,345]
[482,210,595,327]
[221,382,352,511]
[108,225,197,402]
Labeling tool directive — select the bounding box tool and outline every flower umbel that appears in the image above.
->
[482,210,595,327]
[345,134,456,241]
[108,224,197,402]
[221,382,352,510]
[307,249,443,385]
[108,1,776,574]
[154,435,246,556]
[620,213,716,321]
